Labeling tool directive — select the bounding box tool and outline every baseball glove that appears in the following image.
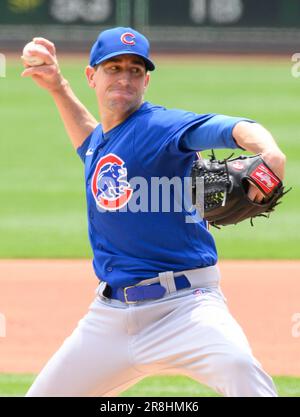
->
[191,152,290,227]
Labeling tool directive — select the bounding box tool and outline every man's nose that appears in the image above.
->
[117,70,131,84]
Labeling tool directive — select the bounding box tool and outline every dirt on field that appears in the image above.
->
[0,260,299,376]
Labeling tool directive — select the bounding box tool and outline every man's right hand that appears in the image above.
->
[21,38,67,93]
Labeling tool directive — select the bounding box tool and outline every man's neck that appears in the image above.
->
[100,101,143,133]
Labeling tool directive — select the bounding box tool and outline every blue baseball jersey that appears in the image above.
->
[77,101,252,288]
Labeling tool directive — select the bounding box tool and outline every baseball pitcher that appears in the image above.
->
[21,27,286,397]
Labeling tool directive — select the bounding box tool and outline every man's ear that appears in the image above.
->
[144,73,150,90]
[85,66,96,88]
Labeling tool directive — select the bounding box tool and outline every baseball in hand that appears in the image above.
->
[22,41,48,66]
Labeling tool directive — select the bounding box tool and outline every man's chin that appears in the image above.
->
[108,98,140,113]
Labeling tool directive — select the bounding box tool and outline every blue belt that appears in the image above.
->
[102,275,191,304]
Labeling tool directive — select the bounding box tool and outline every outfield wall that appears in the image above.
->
[1,0,300,53]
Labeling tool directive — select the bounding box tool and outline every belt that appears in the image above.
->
[97,265,220,304]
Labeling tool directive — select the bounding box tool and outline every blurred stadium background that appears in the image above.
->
[1,0,300,54]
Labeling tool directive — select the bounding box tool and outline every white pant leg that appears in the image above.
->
[133,287,277,397]
[26,297,144,397]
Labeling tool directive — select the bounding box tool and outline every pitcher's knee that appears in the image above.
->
[219,350,277,397]
[225,351,256,374]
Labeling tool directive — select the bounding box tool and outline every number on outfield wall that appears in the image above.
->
[190,0,206,23]
[190,0,243,24]
[50,0,112,23]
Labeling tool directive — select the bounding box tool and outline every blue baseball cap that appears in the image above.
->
[89,27,155,71]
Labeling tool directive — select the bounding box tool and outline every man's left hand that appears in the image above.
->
[247,150,286,203]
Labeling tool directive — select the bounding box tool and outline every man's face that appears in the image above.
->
[86,54,150,115]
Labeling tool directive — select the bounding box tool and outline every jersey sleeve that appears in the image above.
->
[180,115,256,151]
[76,132,94,163]
[161,112,217,156]
[133,110,217,176]
[133,107,255,177]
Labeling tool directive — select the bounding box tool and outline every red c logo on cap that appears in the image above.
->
[121,32,135,45]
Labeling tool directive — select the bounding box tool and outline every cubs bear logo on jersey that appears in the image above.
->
[91,153,133,210]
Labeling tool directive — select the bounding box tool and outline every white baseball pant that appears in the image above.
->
[26,265,277,397]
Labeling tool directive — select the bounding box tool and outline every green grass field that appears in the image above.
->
[0,56,299,397]
[0,56,299,259]
[0,374,299,397]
